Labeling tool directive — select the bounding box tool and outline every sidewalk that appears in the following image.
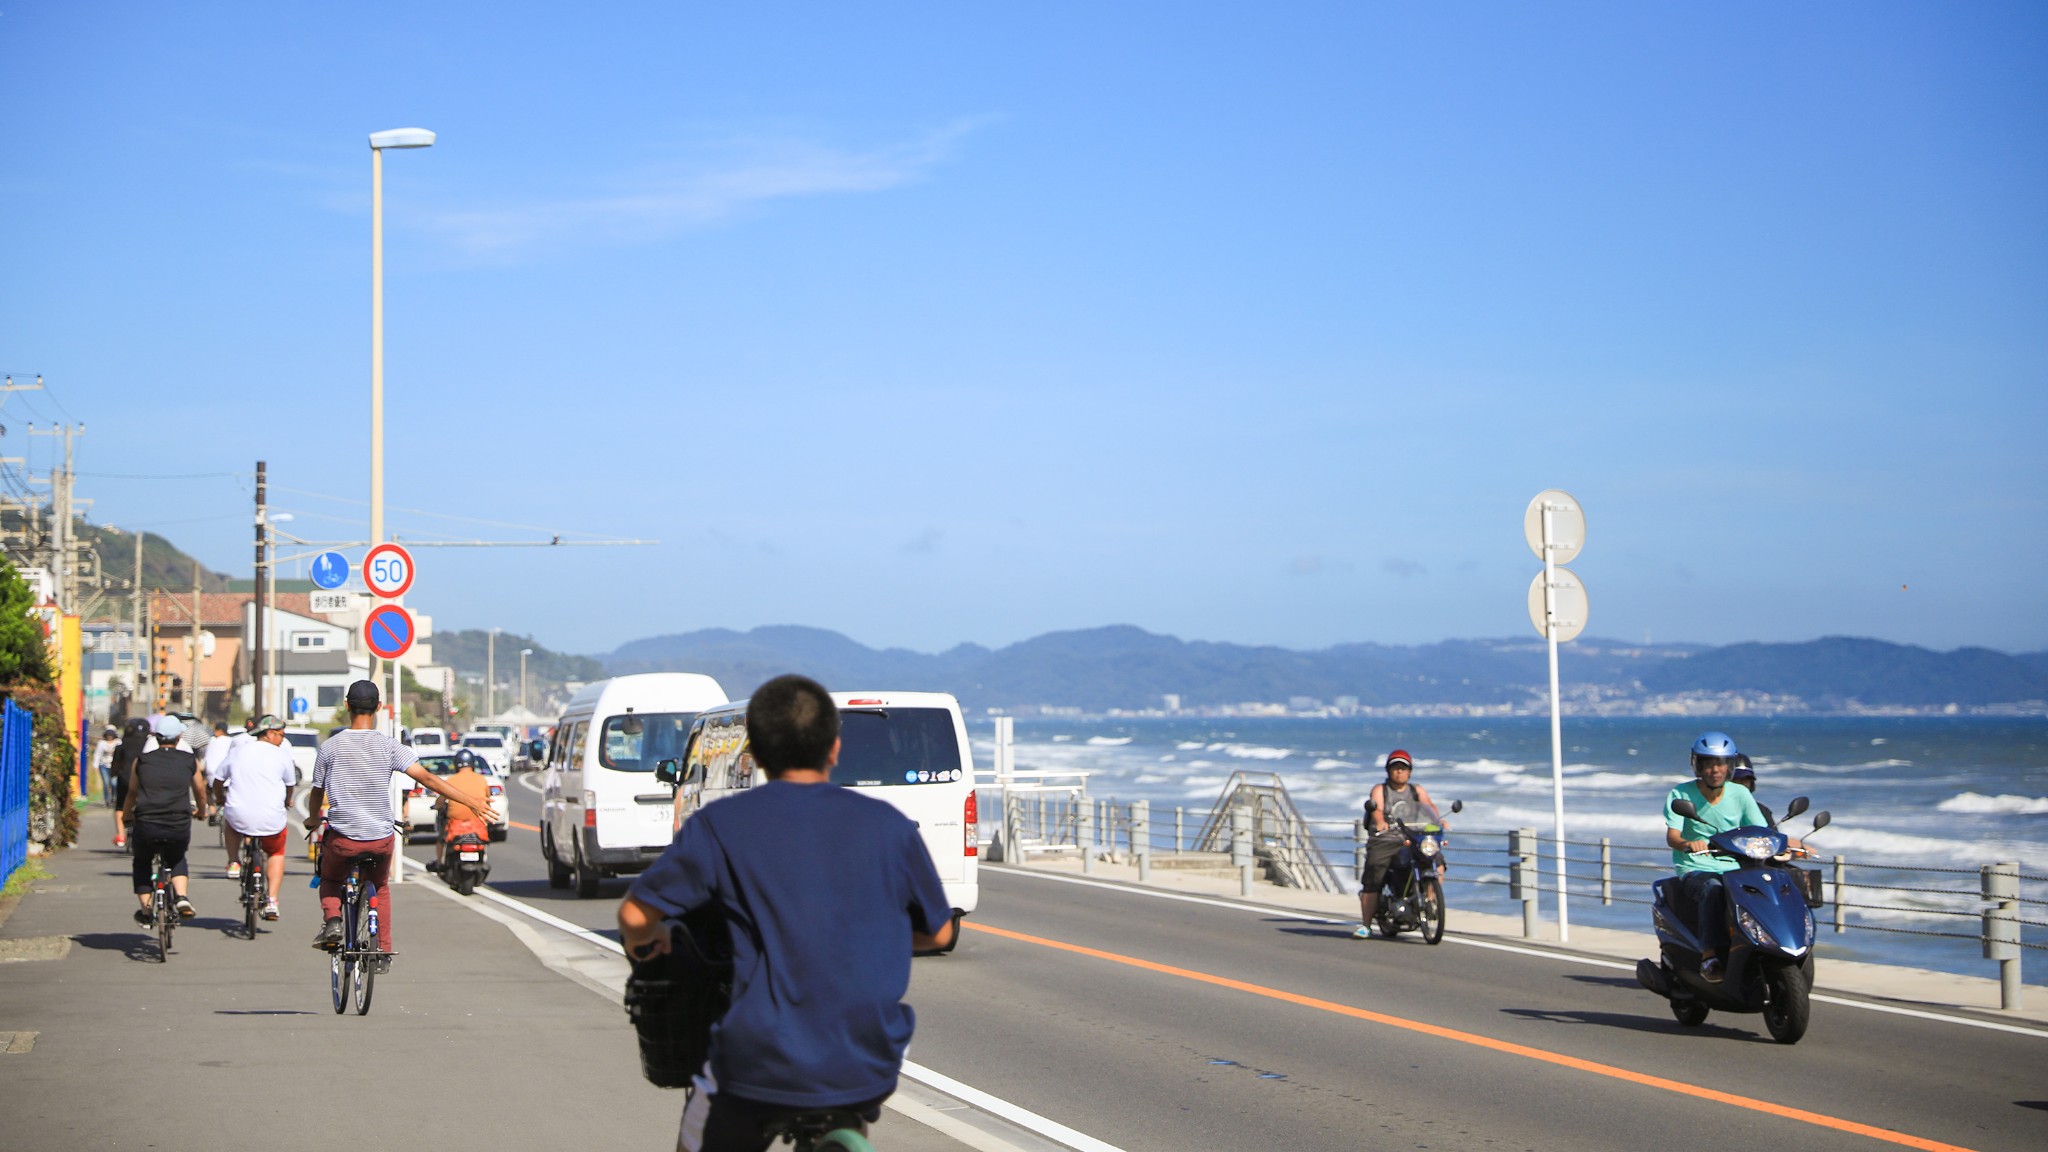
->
[995,852,2048,1027]
[0,808,977,1152]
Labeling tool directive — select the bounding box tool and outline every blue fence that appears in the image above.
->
[1,700,32,891]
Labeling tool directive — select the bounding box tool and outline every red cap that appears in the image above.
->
[1385,749,1413,769]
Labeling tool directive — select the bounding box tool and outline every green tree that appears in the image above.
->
[0,562,52,686]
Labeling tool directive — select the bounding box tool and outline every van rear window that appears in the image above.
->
[836,708,965,786]
[601,713,698,772]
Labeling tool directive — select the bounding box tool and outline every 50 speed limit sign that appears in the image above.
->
[363,543,415,599]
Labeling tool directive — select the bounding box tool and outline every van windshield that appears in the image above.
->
[601,712,698,772]
[836,708,964,786]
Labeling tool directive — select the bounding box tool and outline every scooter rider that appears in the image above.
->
[1354,750,1442,940]
[425,749,496,875]
[1665,732,1768,984]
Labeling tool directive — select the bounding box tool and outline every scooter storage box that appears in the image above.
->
[624,907,732,1089]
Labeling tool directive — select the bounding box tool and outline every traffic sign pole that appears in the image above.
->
[1525,489,1588,945]
[1544,503,1569,943]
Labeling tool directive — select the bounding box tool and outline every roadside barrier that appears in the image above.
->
[1,700,33,891]
[984,785,2046,1012]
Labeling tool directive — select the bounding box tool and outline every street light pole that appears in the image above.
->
[520,648,533,715]
[486,627,497,718]
[368,127,433,741]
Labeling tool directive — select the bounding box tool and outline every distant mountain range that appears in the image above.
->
[593,626,2048,714]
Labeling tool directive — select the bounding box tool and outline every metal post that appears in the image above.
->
[1232,806,1252,894]
[1600,837,1612,905]
[1175,806,1183,853]
[1833,856,1846,934]
[1133,800,1149,882]
[251,462,266,719]
[189,562,202,719]
[1080,795,1094,875]
[1511,828,1539,938]
[1542,502,1568,942]
[1354,819,1367,884]
[1982,862,2021,1011]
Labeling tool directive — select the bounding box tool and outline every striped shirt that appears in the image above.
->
[312,729,418,841]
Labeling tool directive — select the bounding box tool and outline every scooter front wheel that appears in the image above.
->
[1762,964,1810,1044]
[1670,998,1708,1027]
[1419,878,1446,945]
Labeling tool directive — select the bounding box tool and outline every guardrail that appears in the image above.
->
[1,700,33,891]
[982,787,2045,1012]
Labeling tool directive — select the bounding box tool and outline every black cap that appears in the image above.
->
[345,679,381,711]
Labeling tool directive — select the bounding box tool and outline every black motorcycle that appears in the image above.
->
[1372,800,1462,945]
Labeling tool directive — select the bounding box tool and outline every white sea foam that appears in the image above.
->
[1935,792,2048,816]
[1086,736,1133,746]
[1051,735,1073,743]
[1176,742,1206,750]
[1133,773,1173,785]
[1207,742,1292,761]
[1871,738,1887,746]
[1158,755,1177,763]
[1312,758,1359,771]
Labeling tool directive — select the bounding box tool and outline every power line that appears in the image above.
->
[270,483,643,541]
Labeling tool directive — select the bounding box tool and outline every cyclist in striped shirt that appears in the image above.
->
[302,679,487,956]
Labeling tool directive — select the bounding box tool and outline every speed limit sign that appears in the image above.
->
[363,543,415,599]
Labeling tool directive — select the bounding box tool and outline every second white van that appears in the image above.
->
[541,672,728,897]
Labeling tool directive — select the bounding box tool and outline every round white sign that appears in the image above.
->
[363,542,415,599]
[1524,489,1586,565]
[1527,566,1590,643]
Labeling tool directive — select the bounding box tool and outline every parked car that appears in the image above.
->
[406,727,451,754]
[281,726,320,785]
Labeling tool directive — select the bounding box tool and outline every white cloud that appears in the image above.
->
[423,120,984,259]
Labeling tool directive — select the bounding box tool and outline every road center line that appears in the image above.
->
[987,865,2048,1040]
[962,921,1979,1152]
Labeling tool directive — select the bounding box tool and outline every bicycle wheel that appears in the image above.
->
[1419,877,1446,945]
[243,861,259,938]
[351,889,376,1015]
[331,884,353,1014]
[814,1129,876,1152]
[155,888,173,962]
[331,950,348,1014]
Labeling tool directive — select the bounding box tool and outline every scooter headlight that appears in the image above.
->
[1417,836,1440,858]
[1737,906,1779,948]
[1731,833,1784,861]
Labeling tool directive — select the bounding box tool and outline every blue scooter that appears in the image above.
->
[1635,796,1831,1044]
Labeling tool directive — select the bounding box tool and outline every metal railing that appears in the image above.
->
[1,700,33,891]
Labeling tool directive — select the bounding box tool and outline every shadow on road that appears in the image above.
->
[70,931,163,962]
[1501,1005,1764,1043]
[1563,974,1644,990]
[1274,924,1357,941]
[2016,1101,2048,1113]
[216,1009,319,1016]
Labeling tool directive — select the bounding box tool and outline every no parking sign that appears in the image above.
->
[364,603,415,660]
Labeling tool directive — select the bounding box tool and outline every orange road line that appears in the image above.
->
[509,820,540,832]
[963,921,1977,1152]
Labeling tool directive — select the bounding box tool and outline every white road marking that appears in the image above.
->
[988,865,2048,1041]
[440,867,1130,1152]
[516,772,545,796]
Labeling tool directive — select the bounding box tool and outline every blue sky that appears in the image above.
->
[3,3,2043,656]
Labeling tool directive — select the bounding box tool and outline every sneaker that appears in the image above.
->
[174,896,196,919]
[312,917,344,951]
[1352,925,1373,940]
[226,861,242,880]
[134,908,152,926]
[424,859,444,874]
[1701,956,1725,984]
[261,900,280,921]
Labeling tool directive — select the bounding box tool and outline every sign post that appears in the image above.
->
[1525,490,1588,943]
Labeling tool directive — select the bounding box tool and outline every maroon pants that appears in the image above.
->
[318,832,394,951]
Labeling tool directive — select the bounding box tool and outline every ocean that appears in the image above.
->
[970,715,2048,985]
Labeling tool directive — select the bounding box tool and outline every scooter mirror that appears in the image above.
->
[1784,796,1809,819]
[1670,798,1699,820]
[1450,800,1463,814]
[1810,811,1831,832]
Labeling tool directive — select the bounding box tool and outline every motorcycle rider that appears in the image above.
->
[1664,732,1768,984]
[1728,755,1776,827]
[1354,749,1443,940]
[425,748,496,875]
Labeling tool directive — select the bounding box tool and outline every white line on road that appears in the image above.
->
[516,772,545,796]
[435,865,1129,1152]
[988,865,2048,1041]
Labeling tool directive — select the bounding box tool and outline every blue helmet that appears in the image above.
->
[1690,731,1739,773]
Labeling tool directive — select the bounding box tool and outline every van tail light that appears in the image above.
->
[583,790,597,828]
[964,790,978,857]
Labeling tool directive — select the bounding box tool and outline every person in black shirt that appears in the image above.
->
[120,714,208,923]
[109,718,151,849]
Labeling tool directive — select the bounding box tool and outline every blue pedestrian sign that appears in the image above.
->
[310,551,351,590]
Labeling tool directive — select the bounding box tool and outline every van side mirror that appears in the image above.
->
[1784,796,1809,819]
[654,758,680,786]
[1670,798,1698,820]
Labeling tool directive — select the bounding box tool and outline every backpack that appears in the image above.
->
[624,904,734,1089]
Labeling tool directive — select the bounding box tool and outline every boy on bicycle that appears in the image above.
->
[301,680,496,957]
[219,714,297,920]
[618,674,955,1152]
[121,715,208,923]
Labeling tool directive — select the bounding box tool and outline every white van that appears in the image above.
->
[541,673,728,897]
[663,690,979,928]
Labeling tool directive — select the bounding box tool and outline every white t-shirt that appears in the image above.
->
[222,740,298,837]
[209,731,256,783]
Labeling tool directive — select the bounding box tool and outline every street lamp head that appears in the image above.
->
[521,649,534,656]
[369,127,436,150]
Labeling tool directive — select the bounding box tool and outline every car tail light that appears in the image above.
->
[583,789,597,828]
[489,785,503,796]
[964,790,978,857]
[846,698,884,706]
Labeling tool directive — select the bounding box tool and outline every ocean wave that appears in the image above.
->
[1935,792,2048,816]
[1768,759,1915,775]
[1312,758,1360,771]
[1051,735,1073,743]
[1206,742,1292,761]
[1132,773,1173,785]
[1086,736,1133,746]
[1176,742,1206,750]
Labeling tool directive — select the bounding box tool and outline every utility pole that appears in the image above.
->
[486,627,496,718]
[253,461,267,721]
[190,561,203,719]
[28,422,84,609]
[132,532,144,696]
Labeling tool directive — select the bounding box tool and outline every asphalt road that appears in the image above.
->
[469,772,2048,1152]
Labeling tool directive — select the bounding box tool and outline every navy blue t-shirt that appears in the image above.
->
[628,779,953,1108]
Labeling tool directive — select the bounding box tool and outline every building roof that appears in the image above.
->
[150,591,316,630]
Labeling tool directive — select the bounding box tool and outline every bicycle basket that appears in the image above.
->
[624,905,733,1089]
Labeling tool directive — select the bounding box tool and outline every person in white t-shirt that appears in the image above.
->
[220,714,298,921]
